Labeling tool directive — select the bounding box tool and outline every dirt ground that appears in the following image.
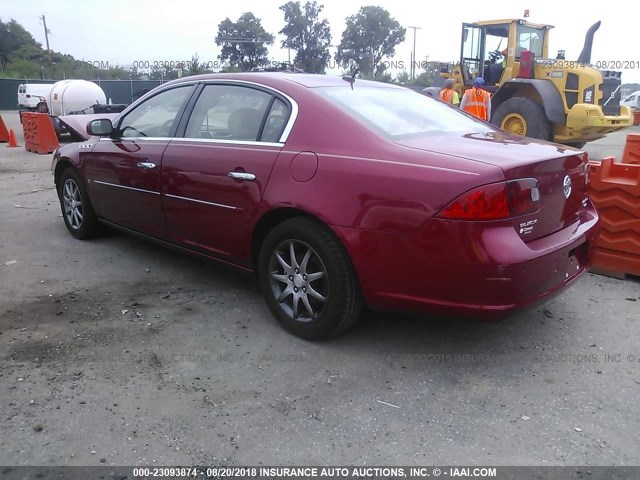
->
[1,111,639,466]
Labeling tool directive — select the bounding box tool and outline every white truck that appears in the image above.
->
[17,83,54,109]
[621,91,640,110]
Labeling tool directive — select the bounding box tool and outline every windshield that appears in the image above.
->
[318,86,494,139]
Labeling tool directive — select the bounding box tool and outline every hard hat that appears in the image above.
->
[444,78,455,88]
[474,77,485,87]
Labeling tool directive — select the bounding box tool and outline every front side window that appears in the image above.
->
[185,85,278,142]
[118,86,191,138]
[320,86,494,138]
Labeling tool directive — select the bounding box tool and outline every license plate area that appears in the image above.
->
[563,241,589,278]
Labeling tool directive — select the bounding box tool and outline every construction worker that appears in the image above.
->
[439,79,460,106]
[460,77,491,121]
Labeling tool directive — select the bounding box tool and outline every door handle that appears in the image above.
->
[137,161,156,170]
[228,171,256,181]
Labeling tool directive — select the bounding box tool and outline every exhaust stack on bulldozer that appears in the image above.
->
[577,21,601,65]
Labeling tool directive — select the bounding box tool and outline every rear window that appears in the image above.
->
[318,86,494,139]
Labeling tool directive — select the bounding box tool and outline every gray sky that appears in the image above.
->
[4,0,640,83]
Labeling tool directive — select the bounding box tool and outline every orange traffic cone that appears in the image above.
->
[0,115,9,142]
[7,129,19,148]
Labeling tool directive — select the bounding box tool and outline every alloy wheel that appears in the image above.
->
[268,239,329,322]
[62,178,83,230]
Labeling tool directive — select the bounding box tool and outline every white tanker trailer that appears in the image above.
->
[21,79,128,140]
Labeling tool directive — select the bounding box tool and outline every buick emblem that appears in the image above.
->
[563,175,572,199]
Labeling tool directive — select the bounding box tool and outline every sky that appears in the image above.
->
[3,0,640,83]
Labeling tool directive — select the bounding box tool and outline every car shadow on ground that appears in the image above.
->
[94,226,565,365]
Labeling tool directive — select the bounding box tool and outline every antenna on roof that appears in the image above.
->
[341,68,359,90]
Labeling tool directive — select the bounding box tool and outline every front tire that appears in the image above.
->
[491,97,551,141]
[57,168,100,239]
[258,218,363,340]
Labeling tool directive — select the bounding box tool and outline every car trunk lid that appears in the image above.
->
[396,131,590,241]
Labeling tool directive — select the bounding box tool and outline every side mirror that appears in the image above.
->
[87,118,113,136]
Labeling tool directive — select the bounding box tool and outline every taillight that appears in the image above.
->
[436,179,540,220]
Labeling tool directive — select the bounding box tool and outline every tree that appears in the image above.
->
[279,1,331,73]
[336,6,405,77]
[149,64,180,81]
[414,61,449,87]
[187,53,210,76]
[216,13,274,71]
[395,70,410,85]
[0,18,40,67]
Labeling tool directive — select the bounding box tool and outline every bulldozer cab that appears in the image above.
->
[460,19,551,88]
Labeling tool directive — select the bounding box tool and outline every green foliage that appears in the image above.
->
[395,70,410,85]
[187,53,209,76]
[148,64,180,81]
[279,1,331,73]
[0,17,210,80]
[336,6,405,77]
[0,19,39,67]
[216,12,274,71]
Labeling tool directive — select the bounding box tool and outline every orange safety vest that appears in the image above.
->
[462,87,491,120]
[439,88,455,104]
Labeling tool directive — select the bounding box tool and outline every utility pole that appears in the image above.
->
[408,26,421,82]
[41,15,52,63]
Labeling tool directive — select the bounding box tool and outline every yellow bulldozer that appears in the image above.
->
[436,19,633,146]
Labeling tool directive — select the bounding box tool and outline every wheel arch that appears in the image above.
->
[250,207,362,286]
[493,79,566,125]
[54,158,75,187]
[251,207,324,272]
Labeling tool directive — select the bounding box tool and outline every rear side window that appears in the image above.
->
[185,85,277,142]
[261,98,290,142]
[319,86,493,138]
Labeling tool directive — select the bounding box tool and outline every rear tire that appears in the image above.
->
[258,218,363,340]
[491,97,551,141]
[57,168,101,239]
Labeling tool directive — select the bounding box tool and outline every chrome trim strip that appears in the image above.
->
[171,138,283,148]
[164,193,238,210]
[98,137,170,142]
[293,152,480,176]
[278,95,298,143]
[98,80,299,145]
[92,180,160,195]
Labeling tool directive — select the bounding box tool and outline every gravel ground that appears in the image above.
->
[0,110,639,467]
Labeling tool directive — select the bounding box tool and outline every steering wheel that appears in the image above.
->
[488,49,503,63]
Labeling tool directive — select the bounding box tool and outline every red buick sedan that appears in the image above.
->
[52,73,598,339]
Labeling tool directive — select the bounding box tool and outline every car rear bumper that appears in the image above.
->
[333,206,599,319]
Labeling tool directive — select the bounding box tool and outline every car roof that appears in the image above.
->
[162,72,403,90]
